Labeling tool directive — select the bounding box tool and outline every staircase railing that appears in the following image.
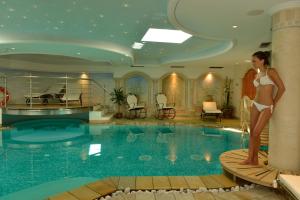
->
[0,74,111,110]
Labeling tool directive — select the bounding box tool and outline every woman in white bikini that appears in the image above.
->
[242,51,285,165]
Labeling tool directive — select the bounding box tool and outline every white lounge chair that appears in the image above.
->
[155,93,176,119]
[126,94,146,118]
[279,174,300,200]
[24,84,65,105]
[60,92,82,106]
[201,101,222,122]
[59,83,83,106]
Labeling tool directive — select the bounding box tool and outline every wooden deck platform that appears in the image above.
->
[48,175,237,200]
[220,149,278,188]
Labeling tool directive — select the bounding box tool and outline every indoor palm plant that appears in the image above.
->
[223,77,234,118]
[110,87,126,118]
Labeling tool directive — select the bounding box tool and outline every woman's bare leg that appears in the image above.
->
[241,104,260,164]
[250,108,272,165]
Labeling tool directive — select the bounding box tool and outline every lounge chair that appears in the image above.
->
[126,94,147,119]
[60,92,82,106]
[24,84,65,105]
[201,101,222,122]
[278,174,300,200]
[59,83,83,106]
[155,93,176,119]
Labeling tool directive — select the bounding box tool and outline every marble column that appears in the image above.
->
[269,4,300,171]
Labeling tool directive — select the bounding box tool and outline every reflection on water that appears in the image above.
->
[0,121,248,197]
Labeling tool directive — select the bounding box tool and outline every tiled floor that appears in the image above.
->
[108,116,241,129]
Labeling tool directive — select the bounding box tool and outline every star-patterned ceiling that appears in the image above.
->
[0,0,296,72]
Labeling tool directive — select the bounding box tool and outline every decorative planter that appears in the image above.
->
[222,108,234,118]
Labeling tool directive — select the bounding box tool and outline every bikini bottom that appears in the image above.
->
[253,101,273,113]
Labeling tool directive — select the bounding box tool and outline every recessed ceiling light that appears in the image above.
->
[141,28,192,44]
[232,25,238,29]
[132,42,144,49]
[244,60,251,63]
[76,52,81,55]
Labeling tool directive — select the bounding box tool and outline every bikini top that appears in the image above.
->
[253,69,275,87]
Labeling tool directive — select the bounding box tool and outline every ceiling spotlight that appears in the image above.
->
[244,60,251,63]
[232,25,238,29]
[76,52,81,55]
[132,42,144,49]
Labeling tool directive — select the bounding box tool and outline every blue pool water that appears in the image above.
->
[0,119,248,198]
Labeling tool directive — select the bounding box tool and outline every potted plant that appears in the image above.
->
[222,77,234,118]
[110,87,126,118]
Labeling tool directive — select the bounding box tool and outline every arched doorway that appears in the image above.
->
[124,73,150,105]
[161,73,186,110]
[196,73,224,108]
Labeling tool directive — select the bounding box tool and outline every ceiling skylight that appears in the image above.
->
[141,28,192,44]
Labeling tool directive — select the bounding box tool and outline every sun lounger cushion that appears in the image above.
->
[279,174,300,200]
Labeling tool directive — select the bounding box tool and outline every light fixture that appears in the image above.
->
[232,25,238,29]
[132,42,144,49]
[244,60,251,63]
[141,28,192,43]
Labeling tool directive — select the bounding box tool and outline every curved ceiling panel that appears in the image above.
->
[0,0,294,71]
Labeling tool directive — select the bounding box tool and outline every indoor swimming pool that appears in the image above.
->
[0,119,248,198]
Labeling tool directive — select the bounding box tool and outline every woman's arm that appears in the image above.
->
[269,68,286,106]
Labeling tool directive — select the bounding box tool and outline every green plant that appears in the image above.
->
[223,77,233,109]
[110,87,126,113]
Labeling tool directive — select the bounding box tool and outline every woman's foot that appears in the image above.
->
[248,161,259,165]
[240,159,251,165]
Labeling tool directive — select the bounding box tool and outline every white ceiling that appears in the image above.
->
[0,0,297,72]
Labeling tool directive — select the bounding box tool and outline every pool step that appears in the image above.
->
[48,175,238,200]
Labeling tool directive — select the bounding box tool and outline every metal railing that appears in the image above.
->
[0,74,111,110]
